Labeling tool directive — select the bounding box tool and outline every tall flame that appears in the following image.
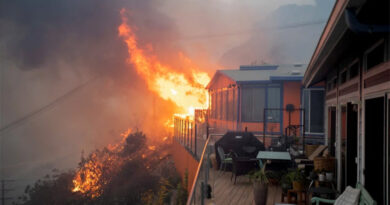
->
[118,9,210,117]
[71,9,211,199]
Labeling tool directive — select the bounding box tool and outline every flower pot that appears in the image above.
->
[292,181,304,191]
[253,182,268,205]
[325,172,333,181]
[268,178,279,185]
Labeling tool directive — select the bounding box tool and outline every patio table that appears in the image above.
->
[256,151,292,168]
[256,151,291,160]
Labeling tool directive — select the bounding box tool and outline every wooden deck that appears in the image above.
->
[205,169,284,205]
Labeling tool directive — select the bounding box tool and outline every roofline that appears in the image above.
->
[303,0,350,87]
[270,76,303,81]
[205,70,236,89]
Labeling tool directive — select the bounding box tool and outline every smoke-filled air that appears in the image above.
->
[0,0,334,204]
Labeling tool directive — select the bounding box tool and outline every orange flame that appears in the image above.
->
[72,9,212,198]
[118,9,210,119]
[72,130,130,198]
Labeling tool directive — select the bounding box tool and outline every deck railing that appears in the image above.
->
[173,110,208,159]
[186,136,211,205]
[186,134,224,205]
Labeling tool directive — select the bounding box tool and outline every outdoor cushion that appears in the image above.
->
[224,157,233,162]
[334,186,360,205]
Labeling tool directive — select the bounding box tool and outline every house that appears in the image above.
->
[206,64,325,145]
[303,0,389,203]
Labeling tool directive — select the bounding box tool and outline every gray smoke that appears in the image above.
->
[219,0,335,68]
[0,0,179,201]
[0,0,334,202]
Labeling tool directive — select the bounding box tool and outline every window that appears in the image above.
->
[340,71,347,84]
[303,89,325,133]
[327,81,332,91]
[241,85,281,122]
[233,89,237,121]
[267,87,281,122]
[349,62,359,79]
[241,86,265,122]
[221,90,227,120]
[219,91,224,120]
[366,41,385,71]
[332,78,337,89]
[228,89,234,121]
[211,92,217,119]
[216,91,220,119]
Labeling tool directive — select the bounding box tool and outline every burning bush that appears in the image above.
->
[16,130,186,205]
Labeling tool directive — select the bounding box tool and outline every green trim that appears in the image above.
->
[311,197,335,205]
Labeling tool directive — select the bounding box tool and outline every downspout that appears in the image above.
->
[345,9,390,33]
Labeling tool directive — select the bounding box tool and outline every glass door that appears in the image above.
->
[365,96,385,204]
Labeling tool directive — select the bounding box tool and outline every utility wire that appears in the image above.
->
[175,19,327,41]
[0,76,98,137]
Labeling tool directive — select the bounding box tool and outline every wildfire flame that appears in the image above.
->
[72,9,211,198]
[72,130,131,198]
[118,9,210,118]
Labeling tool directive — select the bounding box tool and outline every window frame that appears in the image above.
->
[364,39,386,72]
[347,59,360,80]
[302,88,325,135]
[240,83,282,123]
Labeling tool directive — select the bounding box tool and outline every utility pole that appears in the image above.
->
[0,179,14,205]
[0,40,5,205]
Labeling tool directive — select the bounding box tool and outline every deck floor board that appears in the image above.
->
[204,170,283,205]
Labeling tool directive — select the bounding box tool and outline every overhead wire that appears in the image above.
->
[0,76,98,137]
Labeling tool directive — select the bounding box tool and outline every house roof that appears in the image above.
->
[303,0,368,87]
[219,64,306,83]
[206,64,306,89]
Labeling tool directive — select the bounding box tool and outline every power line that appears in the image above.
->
[175,19,327,41]
[0,76,98,137]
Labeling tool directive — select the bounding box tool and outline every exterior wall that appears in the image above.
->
[283,81,302,135]
[209,81,304,137]
[209,119,236,134]
[240,121,280,133]
[171,140,199,191]
[321,35,390,200]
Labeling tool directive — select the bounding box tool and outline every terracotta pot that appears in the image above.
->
[268,178,279,185]
[292,181,304,191]
[253,182,268,205]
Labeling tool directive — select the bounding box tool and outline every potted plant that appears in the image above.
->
[280,172,292,193]
[265,170,281,185]
[248,166,268,205]
[289,169,305,191]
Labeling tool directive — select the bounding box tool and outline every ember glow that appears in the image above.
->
[71,130,131,198]
[118,9,210,118]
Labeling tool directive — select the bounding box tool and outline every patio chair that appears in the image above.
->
[311,183,376,205]
[217,146,233,172]
[231,154,259,184]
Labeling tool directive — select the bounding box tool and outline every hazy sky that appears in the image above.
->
[0,0,334,200]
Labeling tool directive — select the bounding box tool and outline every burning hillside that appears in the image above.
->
[17,130,184,204]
